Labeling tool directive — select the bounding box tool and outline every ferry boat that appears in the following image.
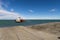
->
[16,17,24,23]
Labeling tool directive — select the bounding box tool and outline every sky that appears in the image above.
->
[0,0,60,20]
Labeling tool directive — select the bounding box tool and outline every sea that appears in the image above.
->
[0,20,60,27]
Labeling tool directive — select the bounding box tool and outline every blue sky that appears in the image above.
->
[0,0,60,19]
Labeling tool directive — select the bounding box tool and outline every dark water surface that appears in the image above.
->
[0,20,60,27]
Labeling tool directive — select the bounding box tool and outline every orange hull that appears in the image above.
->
[20,19,25,22]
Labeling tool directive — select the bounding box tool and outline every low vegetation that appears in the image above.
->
[31,22,60,35]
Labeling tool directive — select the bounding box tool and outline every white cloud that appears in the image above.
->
[2,3,8,8]
[10,8,14,12]
[28,10,33,13]
[0,0,3,9]
[0,9,21,20]
[0,0,23,20]
[0,0,9,9]
[50,9,56,12]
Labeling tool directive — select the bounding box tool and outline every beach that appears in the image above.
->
[0,22,60,40]
[31,22,60,35]
[0,0,60,40]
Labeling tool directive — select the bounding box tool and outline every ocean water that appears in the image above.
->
[0,20,60,27]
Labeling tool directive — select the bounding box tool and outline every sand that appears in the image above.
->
[31,22,60,40]
[0,22,60,40]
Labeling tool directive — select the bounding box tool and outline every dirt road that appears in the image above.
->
[0,26,59,40]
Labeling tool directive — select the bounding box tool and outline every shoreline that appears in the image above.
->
[33,22,60,26]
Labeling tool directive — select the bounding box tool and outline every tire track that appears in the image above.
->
[14,27,44,40]
[0,26,58,40]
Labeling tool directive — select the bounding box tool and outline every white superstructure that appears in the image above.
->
[16,17,21,22]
